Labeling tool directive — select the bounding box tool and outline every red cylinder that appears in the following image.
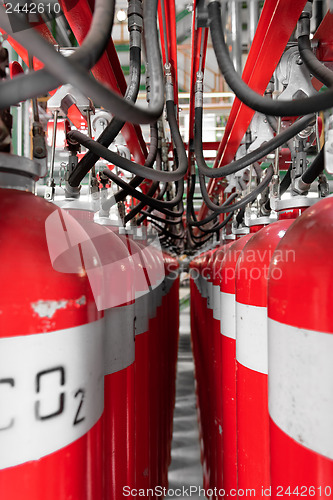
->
[128,237,151,492]
[190,251,208,475]
[138,242,161,493]
[160,251,179,478]
[205,248,220,491]
[190,255,203,453]
[101,235,135,500]
[220,234,252,498]
[235,220,293,498]
[0,187,104,500]
[198,249,215,488]
[67,210,136,500]
[268,197,333,499]
[211,243,230,498]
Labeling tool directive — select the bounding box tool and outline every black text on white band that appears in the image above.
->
[0,320,104,469]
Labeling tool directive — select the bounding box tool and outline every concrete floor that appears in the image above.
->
[166,289,203,499]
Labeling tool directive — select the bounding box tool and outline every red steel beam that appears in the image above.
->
[60,0,147,164]
[0,22,87,130]
[313,10,333,56]
[311,11,333,90]
[158,0,179,109]
[86,0,147,162]
[187,1,209,177]
[197,0,308,223]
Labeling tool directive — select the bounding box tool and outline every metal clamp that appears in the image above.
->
[47,84,94,115]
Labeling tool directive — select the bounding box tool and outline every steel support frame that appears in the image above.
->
[197,0,308,224]
[59,0,147,165]
[187,4,208,176]
[158,0,179,110]
[0,22,87,129]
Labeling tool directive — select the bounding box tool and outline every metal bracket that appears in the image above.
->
[196,0,209,28]
[276,46,317,101]
[47,84,94,115]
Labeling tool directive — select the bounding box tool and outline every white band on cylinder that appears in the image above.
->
[236,302,268,374]
[212,285,221,320]
[0,319,104,469]
[268,318,333,459]
[220,292,236,339]
[206,281,213,310]
[104,303,135,374]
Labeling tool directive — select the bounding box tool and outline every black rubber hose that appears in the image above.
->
[133,180,177,226]
[151,221,185,240]
[102,168,184,216]
[195,106,315,178]
[0,0,114,100]
[189,200,235,227]
[236,207,246,225]
[199,165,274,213]
[186,172,218,230]
[301,146,325,184]
[0,0,164,124]
[104,170,184,210]
[195,211,234,234]
[126,97,188,224]
[208,1,333,116]
[123,181,159,223]
[114,124,158,203]
[137,199,184,225]
[188,219,215,242]
[140,210,183,225]
[189,193,238,228]
[190,232,214,247]
[156,182,168,199]
[69,45,142,188]
[123,146,167,223]
[60,0,115,69]
[280,166,292,195]
[186,173,197,223]
[67,101,187,182]
[298,17,333,88]
[186,173,238,228]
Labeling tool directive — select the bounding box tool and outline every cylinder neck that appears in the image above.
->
[0,153,41,193]
[278,207,308,220]
[250,225,265,233]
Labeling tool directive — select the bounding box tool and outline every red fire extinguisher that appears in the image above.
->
[127,236,152,492]
[0,155,104,500]
[205,248,220,490]
[268,196,333,499]
[62,207,136,500]
[190,255,203,454]
[198,249,215,489]
[220,234,252,498]
[235,218,293,498]
[210,242,230,497]
[164,253,180,468]
[190,250,209,483]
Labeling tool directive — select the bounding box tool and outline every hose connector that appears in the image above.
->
[128,0,143,32]
[165,63,174,101]
[297,3,312,39]
[195,71,204,108]
[318,173,329,198]
[293,176,311,195]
